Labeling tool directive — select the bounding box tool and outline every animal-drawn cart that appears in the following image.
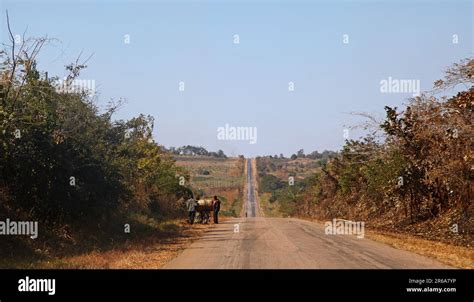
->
[195,198,214,224]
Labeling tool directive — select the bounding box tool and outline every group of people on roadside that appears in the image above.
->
[185,195,221,225]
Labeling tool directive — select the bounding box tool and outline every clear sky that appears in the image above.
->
[1,0,472,157]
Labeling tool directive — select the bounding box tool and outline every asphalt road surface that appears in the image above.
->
[246,158,257,218]
[164,159,450,269]
[164,216,450,269]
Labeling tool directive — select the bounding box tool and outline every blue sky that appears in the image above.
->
[1,0,472,156]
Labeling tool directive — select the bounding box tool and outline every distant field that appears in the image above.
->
[174,156,245,217]
[259,192,284,217]
[256,156,331,217]
[256,157,324,183]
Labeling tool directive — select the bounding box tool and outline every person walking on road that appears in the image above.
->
[212,195,221,224]
[186,195,198,225]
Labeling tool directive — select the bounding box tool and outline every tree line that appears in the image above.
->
[298,59,472,240]
[167,145,227,158]
[0,25,194,256]
[257,59,472,243]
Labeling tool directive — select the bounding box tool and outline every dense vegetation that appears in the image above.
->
[0,31,194,260]
[258,59,473,245]
[256,152,337,216]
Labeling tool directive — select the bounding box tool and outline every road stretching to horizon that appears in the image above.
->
[164,159,450,269]
[246,158,257,218]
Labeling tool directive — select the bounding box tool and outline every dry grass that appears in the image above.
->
[35,220,213,269]
[365,230,474,269]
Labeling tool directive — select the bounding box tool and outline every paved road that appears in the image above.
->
[164,159,450,269]
[163,216,450,269]
[245,158,257,218]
